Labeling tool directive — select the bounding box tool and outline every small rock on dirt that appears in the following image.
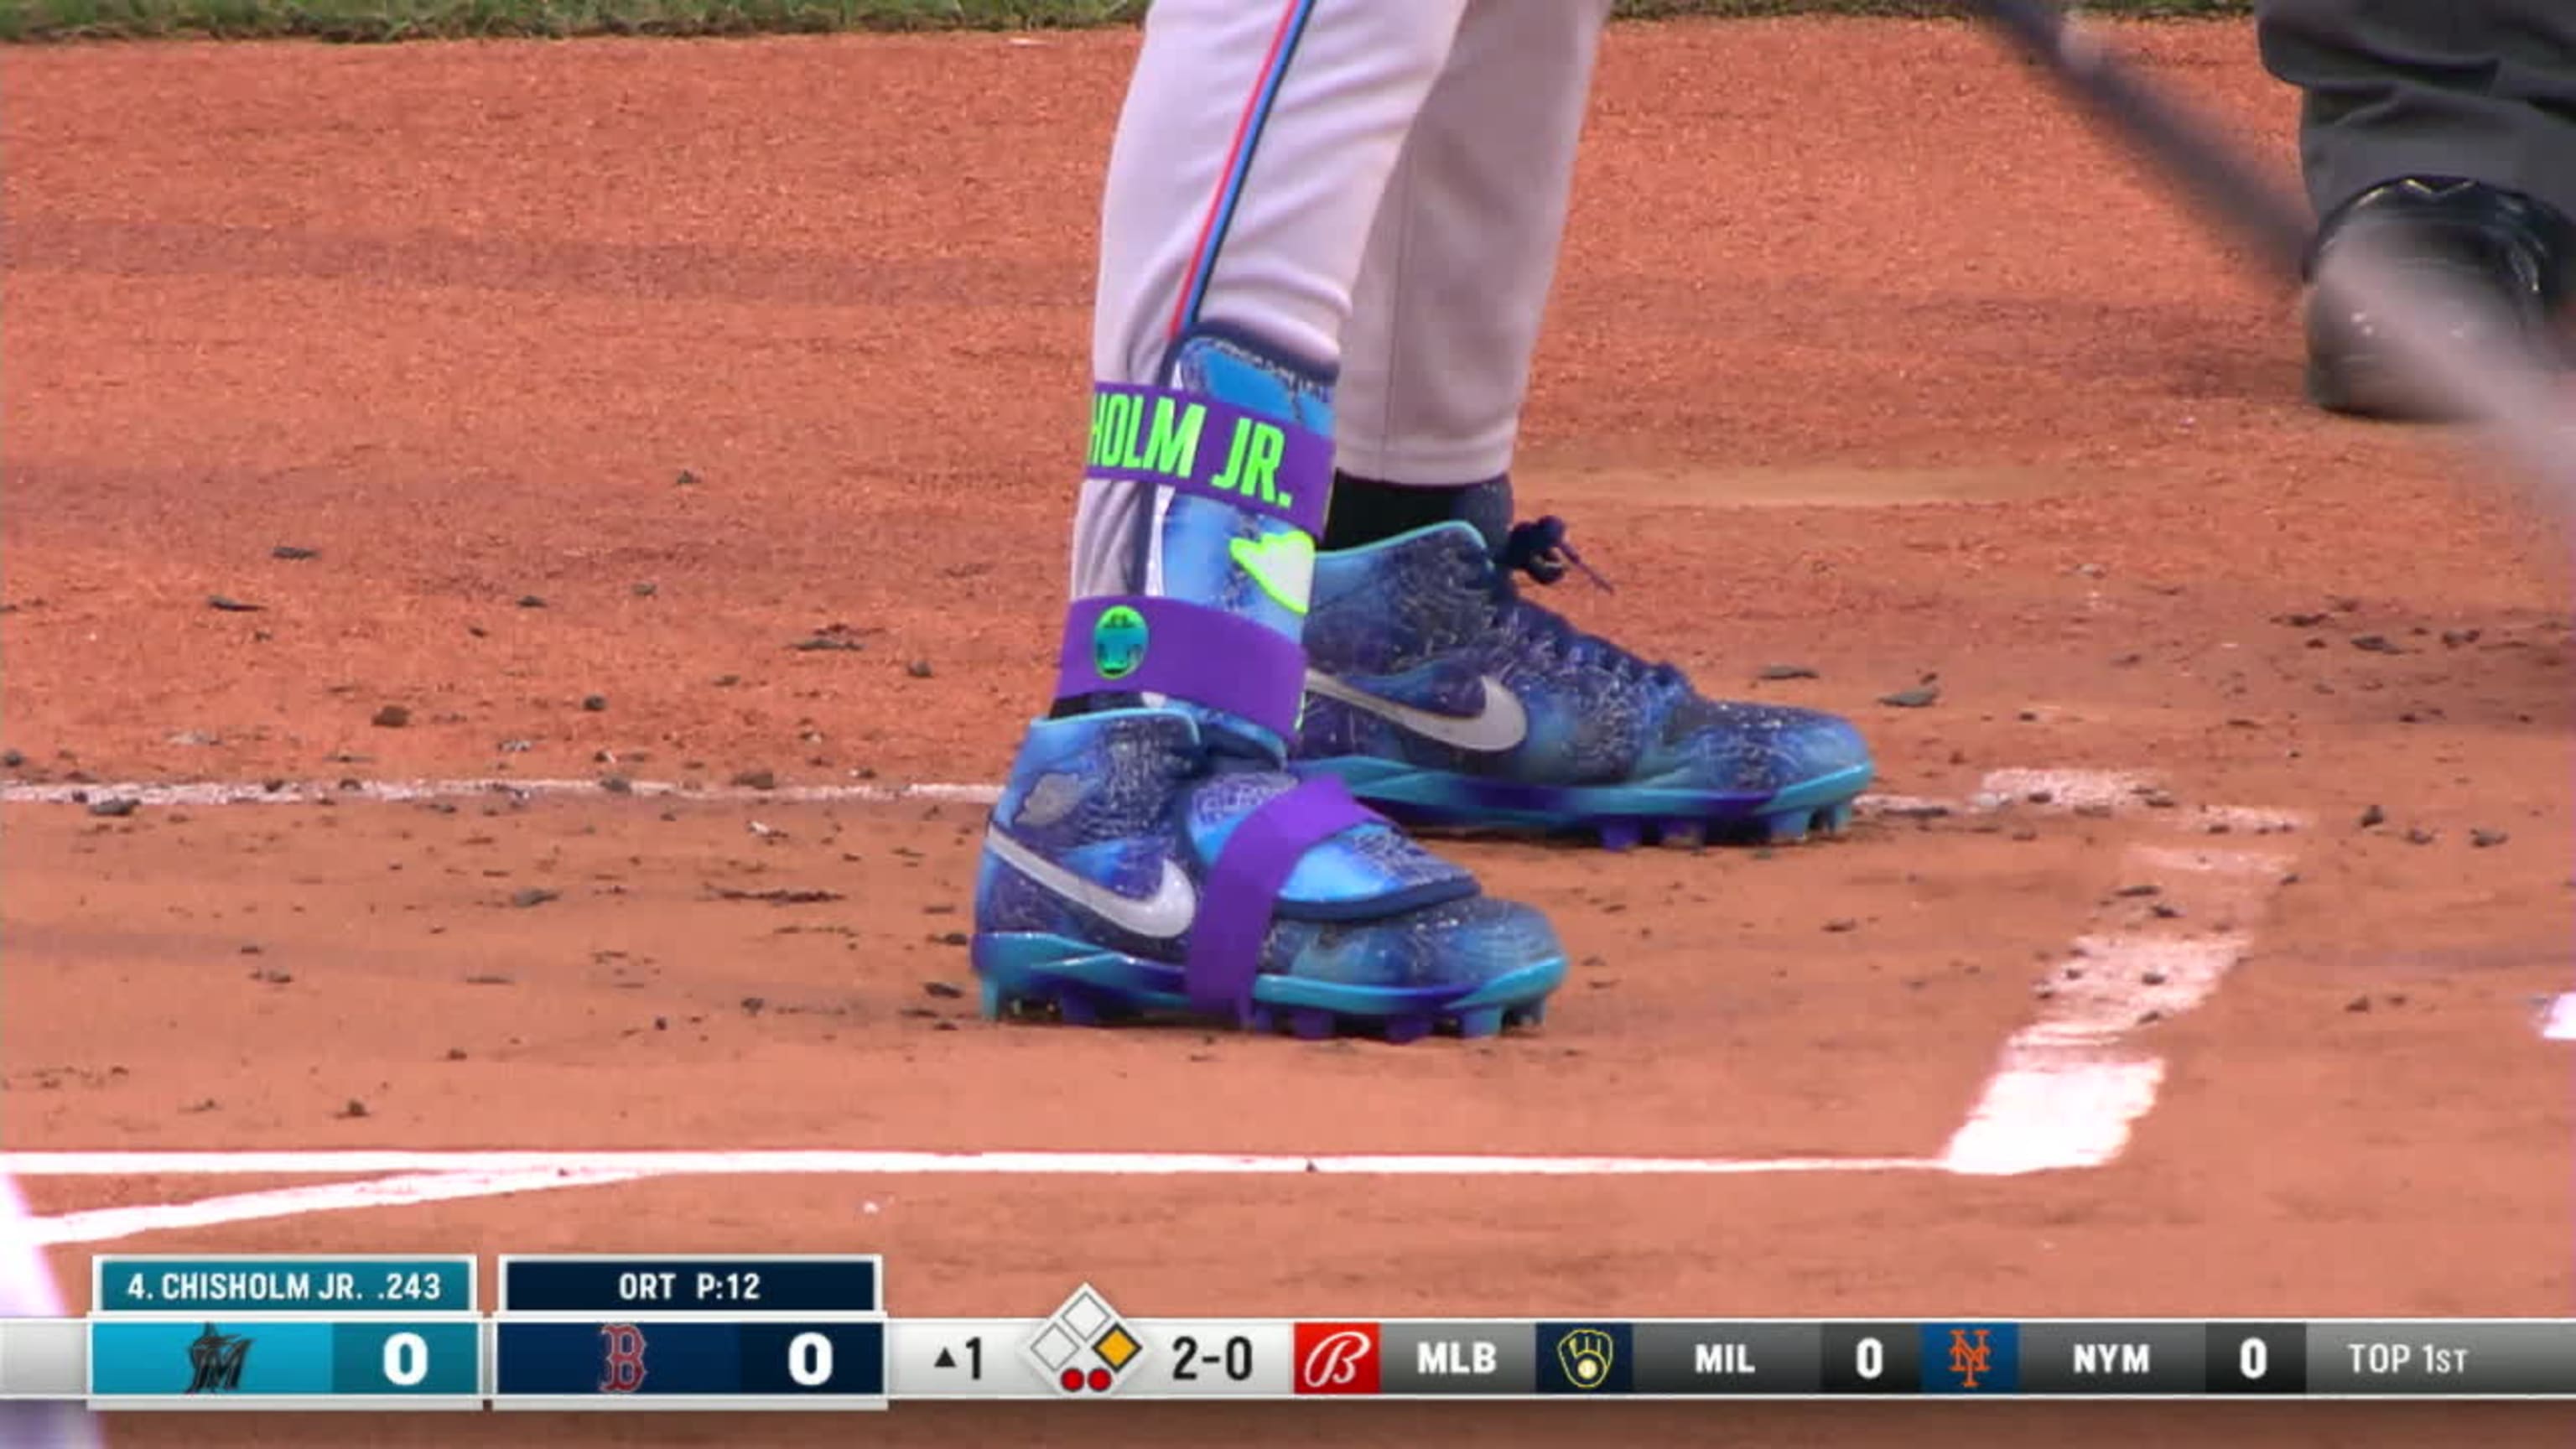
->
[1755,663,1819,681]
[2350,634,2401,653]
[207,595,265,612]
[730,769,777,791]
[923,981,966,1000]
[508,888,559,909]
[517,595,548,609]
[906,659,935,678]
[2358,803,2386,828]
[0,750,21,770]
[2470,828,2509,849]
[581,694,608,712]
[87,797,139,818]
[271,544,319,561]
[1877,685,1940,709]
[371,704,412,729]
[2344,995,2372,1013]
[339,1098,370,1119]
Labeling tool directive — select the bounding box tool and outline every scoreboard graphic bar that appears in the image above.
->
[84,1255,483,1410]
[491,1254,888,1410]
[14,1260,2576,1409]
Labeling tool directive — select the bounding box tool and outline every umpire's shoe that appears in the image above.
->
[2303,176,2573,421]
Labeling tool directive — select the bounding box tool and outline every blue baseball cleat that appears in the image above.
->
[974,328,1565,1041]
[1294,517,1874,849]
[974,706,1565,1041]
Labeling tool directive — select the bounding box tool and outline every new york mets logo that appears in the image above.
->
[1292,1323,1380,1394]
[1948,1328,1993,1390]
[599,1322,649,1394]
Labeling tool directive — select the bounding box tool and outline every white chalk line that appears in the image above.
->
[9,1152,1941,1248]
[0,776,1006,809]
[8,766,2303,1239]
[5,769,2300,839]
[21,1169,652,1248]
[1939,834,2298,1175]
[2539,994,2576,1041]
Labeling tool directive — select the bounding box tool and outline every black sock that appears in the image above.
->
[1322,472,1512,552]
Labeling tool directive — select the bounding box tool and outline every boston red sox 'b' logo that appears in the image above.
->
[599,1323,649,1394]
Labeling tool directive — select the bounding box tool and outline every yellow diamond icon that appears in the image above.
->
[1093,1324,1140,1373]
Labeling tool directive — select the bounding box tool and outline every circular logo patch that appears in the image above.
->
[1091,605,1149,681]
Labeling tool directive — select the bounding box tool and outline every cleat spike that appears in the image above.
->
[1598,820,1643,851]
[1508,1000,1548,1028]
[979,979,1010,1021]
[1453,1006,1506,1039]
[1381,1015,1432,1046]
[1052,990,1103,1027]
[1290,1008,1338,1041]
[1244,1004,1277,1036]
[1760,810,1812,844]
[1820,802,1855,834]
[1661,819,1706,850]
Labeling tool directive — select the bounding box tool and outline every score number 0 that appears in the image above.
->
[786,1332,837,1387]
[382,1332,431,1387]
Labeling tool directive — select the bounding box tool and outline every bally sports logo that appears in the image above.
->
[1293,1323,1380,1394]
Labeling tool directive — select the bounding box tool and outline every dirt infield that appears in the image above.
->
[4,18,2573,1446]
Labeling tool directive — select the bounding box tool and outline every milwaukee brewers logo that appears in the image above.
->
[598,1322,649,1394]
[1555,1327,1615,1390]
[1948,1328,1993,1390]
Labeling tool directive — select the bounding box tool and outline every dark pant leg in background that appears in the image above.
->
[2255,0,2576,221]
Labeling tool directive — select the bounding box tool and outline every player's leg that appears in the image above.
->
[1291,0,1872,849]
[2256,0,2576,418]
[0,1175,102,1446]
[976,0,1565,1041]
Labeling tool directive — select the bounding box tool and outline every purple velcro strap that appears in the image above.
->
[1055,595,1305,741]
[1087,382,1330,538]
[1188,775,1379,1021]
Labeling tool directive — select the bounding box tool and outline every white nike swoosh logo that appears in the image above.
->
[984,828,1197,939]
[1304,669,1530,754]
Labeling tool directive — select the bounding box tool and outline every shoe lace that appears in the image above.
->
[1484,517,1681,689]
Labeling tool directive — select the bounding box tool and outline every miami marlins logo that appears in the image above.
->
[184,1323,252,1394]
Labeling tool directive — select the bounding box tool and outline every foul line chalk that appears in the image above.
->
[24,1167,649,1247]
[2540,994,2576,1041]
[9,1152,1941,1245]
[3,767,2297,832]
